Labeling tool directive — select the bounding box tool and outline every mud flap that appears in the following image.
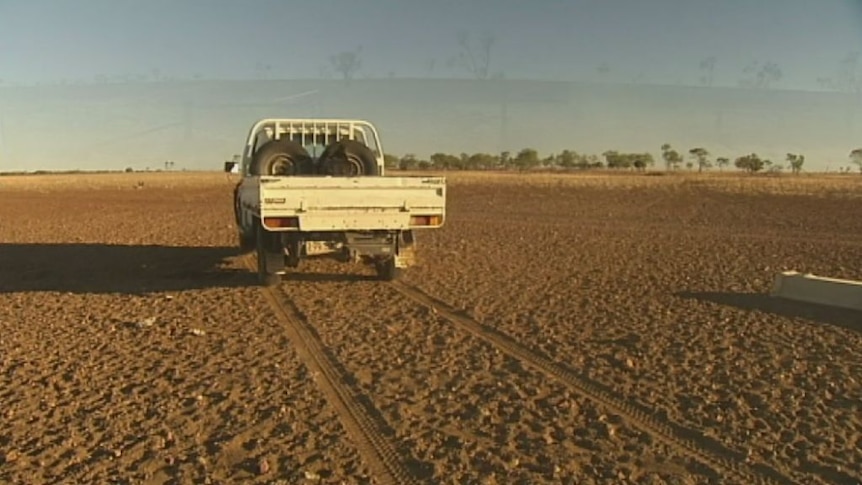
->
[393,248,415,268]
[395,231,417,268]
[257,223,285,285]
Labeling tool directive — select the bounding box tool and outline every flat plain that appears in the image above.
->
[1,171,861,485]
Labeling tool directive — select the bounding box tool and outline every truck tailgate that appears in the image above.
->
[254,176,446,231]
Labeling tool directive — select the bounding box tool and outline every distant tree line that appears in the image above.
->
[387,145,862,174]
[384,149,655,172]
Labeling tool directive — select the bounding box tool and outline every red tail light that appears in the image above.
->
[263,217,299,228]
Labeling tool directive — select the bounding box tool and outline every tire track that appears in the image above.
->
[245,258,420,485]
[389,281,799,485]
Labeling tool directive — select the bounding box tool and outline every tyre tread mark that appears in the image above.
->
[390,281,800,485]
[249,258,418,485]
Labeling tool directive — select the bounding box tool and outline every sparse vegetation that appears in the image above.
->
[384,153,399,170]
[735,153,767,173]
[3,145,851,178]
[689,147,711,173]
[786,153,805,175]
[514,148,540,172]
[374,145,846,177]
[661,144,683,171]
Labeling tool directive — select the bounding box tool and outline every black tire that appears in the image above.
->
[316,139,379,176]
[233,183,255,252]
[238,231,255,253]
[375,257,402,281]
[232,182,243,227]
[250,139,314,176]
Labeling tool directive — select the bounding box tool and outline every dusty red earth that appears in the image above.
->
[1,171,861,484]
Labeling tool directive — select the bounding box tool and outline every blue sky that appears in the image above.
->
[1,0,861,89]
[0,1,860,171]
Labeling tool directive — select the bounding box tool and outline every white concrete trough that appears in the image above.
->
[771,271,862,311]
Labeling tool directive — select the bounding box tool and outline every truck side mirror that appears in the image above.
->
[224,161,238,173]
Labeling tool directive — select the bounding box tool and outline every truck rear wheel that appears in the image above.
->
[316,140,379,176]
[238,231,256,253]
[375,257,402,281]
[234,184,256,252]
[250,139,314,176]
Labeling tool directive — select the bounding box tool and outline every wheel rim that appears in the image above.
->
[269,155,294,175]
[345,155,364,175]
[324,155,364,176]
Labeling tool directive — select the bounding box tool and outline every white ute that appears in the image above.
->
[224,118,447,286]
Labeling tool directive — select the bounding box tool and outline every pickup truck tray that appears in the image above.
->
[242,175,446,232]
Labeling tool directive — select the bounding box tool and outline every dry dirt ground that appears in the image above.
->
[1,171,861,485]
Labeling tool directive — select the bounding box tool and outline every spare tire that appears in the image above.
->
[316,139,379,176]
[250,139,314,176]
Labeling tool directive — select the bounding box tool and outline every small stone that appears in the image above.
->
[137,317,156,328]
[303,470,320,480]
[3,449,19,463]
[258,457,270,475]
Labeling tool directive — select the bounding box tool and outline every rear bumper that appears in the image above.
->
[260,212,444,232]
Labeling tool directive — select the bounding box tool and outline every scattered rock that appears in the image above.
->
[190,328,206,336]
[303,470,320,481]
[129,316,156,328]
[152,436,166,450]
[3,449,19,463]
[258,457,270,475]
[355,368,373,387]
